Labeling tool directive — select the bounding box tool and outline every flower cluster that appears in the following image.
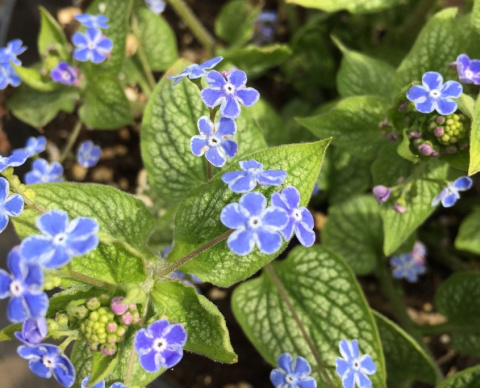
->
[0,39,26,90]
[391,241,427,282]
[73,14,113,64]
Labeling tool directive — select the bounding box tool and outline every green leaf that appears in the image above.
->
[231,246,386,386]
[382,160,448,256]
[286,0,401,13]
[140,59,266,204]
[87,0,133,75]
[372,142,414,187]
[12,64,60,92]
[220,44,292,78]
[457,93,475,120]
[297,96,389,160]
[436,365,480,388]
[13,183,154,285]
[38,6,69,59]
[6,84,78,128]
[392,8,463,95]
[373,311,437,387]
[47,285,104,316]
[323,195,383,274]
[455,206,480,254]
[150,280,237,363]
[333,37,395,100]
[168,140,330,287]
[88,352,120,386]
[136,7,178,71]
[0,323,21,342]
[215,0,260,47]
[79,75,133,130]
[245,98,287,146]
[468,92,480,175]
[71,340,93,388]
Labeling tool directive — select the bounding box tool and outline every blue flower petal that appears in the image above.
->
[23,292,49,319]
[44,245,72,269]
[28,358,52,379]
[240,192,266,216]
[228,70,247,88]
[163,324,187,346]
[256,226,282,254]
[293,356,312,375]
[205,70,226,88]
[261,207,288,229]
[436,98,457,115]
[257,170,287,186]
[66,234,99,257]
[91,49,106,63]
[240,160,262,170]
[191,136,208,156]
[227,228,254,255]
[339,339,353,360]
[74,48,90,62]
[221,203,248,229]
[277,353,293,374]
[160,347,183,368]
[415,98,435,114]
[72,32,88,47]
[20,235,54,264]
[148,319,170,338]
[222,171,244,184]
[453,176,473,191]
[406,85,428,102]
[270,369,286,386]
[81,377,105,388]
[198,116,213,136]
[8,296,27,322]
[300,208,314,229]
[216,117,236,136]
[422,71,443,90]
[199,56,223,70]
[205,146,226,167]
[440,81,462,98]
[66,217,99,240]
[221,140,238,159]
[0,213,9,233]
[37,210,68,236]
[296,223,315,247]
[0,269,10,298]
[342,369,355,388]
[356,372,373,388]
[336,357,350,377]
[201,88,224,108]
[53,353,76,387]
[140,350,161,372]
[236,88,260,107]
[135,329,154,354]
[297,378,316,388]
[442,192,458,208]
[431,187,448,206]
[221,94,241,119]
[97,37,113,51]
[3,194,24,217]
[229,174,256,193]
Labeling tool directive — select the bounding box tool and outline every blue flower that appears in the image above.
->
[81,377,105,388]
[146,0,166,15]
[0,39,27,66]
[15,317,48,345]
[221,192,288,255]
[390,253,426,282]
[72,28,113,63]
[0,247,48,322]
[222,160,287,193]
[0,148,29,172]
[200,69,260,119]
[17,343,76,387]
[431,176,472,208]
[406,72,462,115]
[20,209,99,270]
[253,11,277,45]
[270,353,316,388]
[336,339,376,388]
[0,177,24,233]
[77,140,102,168]
[0,63,21,89]
[456,54,480,84]
[25,159,64,184]
[24,136,47,156]
[271,186,315,247]
[191,116,237,167]
[168,56,223,86]
[74,14,110,29]
[50,62,78,86]
[134,319,187,372]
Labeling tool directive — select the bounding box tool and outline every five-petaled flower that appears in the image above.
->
[456,54,480,84]
[200,69,260,119]
[431,176,472,208]
[336,339,376,388]
[24,136,47,156]
[25,159,64,184]
[0,177,24,233]
[221,192,288,255]
[0,39,27,66]
[0,64,21,90]
[51,62,78,86]
[0,247,48,322]
[391,253,426,282]
[15,317,48,345]
[21,209,99,269]
[168,56,223,86]
[77,140,102,168]
[134,319,187,372]
[146,0,166,15]
[406,71,462,115]
[270,353,317,388]
[191,116,237,167]
[0,148,29,172]
[222,160,287,193]
[17,343,76,387]
[74,14,110,29]
[72,28,113,63]
[271,186,316,247]
[254,11,277,45]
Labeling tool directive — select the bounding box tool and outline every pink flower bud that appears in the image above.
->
[433,127,444,137]
[373,185,391,204]
[418,143,433,156]
[408,131,421,139]
[106,322,118,333]
[392,203,406,213]
[122,312,133,325]
[436,116,446,124]
[111,297,128,315]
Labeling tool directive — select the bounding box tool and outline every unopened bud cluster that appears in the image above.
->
[427,113,469,151]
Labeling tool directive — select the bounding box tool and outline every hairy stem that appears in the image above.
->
[67,270,117,291]
[59,120,83,163]
[207,161,212,181]
[265,263,334,387]
[132,15,156,92]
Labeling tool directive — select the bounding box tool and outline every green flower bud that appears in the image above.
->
[89,311,99,322]
[87,298,101,311]
[76,306,89,319]
[116,326,126,337]
[89,342,99,351]
[101,343,117,356]
[107,333,117,344]
[55,313,69,327]
[99,294,111,306]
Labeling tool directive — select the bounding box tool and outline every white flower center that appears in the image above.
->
[208,136,220,147]
[88,42,96,50]
[224,83,235,94]
[429,90,441,98]
[54,233,67,245]
[42,356,55,369]
[286,374,295,383]
[249,216,261,228]
[9,280,23,297]
[153,338,166,352]
[353,359,360,370]
[62,72,71,80]
[466,69,474,79]
[293,209,302,221]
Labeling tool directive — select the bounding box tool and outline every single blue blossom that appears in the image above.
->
[254,11,277,45]
[0,148,29,172]
[168,56,223,86]
[200,69,260,119]
[431,176,472,208]
[221,192,288,255]
[0,177,23,233]
[72,28,113,63]
[50,62,78,86]
[0,247,48,322]
[81,377,105,388]
[17,343,76,387]
[0,39,27,66]
[20,209,99,270]
[270,353,316,388]
[406,71,462,115]
[456,54,480,84]
[222,160,287,193]
[134,319,187,372]
[24,136,47,156]
[336,339,376,388]
[391,253,426,282]
[191,116,237,167]
[25,159,64,184]
[0,63,21,90]
[271,186,315,247]
[74,14,110,29]
[77,140,102,168]
[146,0,167,15]
[15,317,48,345]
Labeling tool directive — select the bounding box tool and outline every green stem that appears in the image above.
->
[67,270,117,291]
[265,264,334,387]
[59,120,83,163]
[155,230,233,278]
[6,173,46,213]
[132,15,156,92]
[206,161,212,181]
[59,336,76,351]
[167,0,216,52]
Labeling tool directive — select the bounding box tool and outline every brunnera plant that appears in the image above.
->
[1,0,480,387]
